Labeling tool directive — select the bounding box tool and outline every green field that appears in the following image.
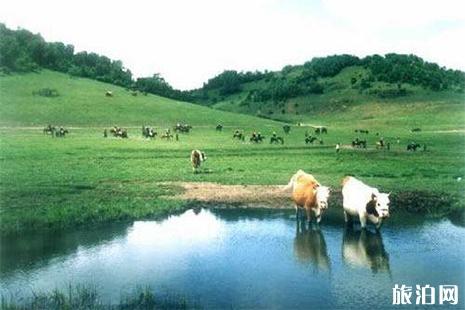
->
[1,70,464,235]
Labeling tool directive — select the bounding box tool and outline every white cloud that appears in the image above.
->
[1,0,464,89]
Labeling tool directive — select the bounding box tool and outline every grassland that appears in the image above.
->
[0,70,275,127]
[0,70,464,235]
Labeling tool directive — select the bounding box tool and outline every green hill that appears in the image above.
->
[214,68,465,131]
[0,70,278,127]
[189,55,465,126]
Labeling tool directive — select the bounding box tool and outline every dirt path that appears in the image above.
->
[164,182,292,208]
[426,129,465,133]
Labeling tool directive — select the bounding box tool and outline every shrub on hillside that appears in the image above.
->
[32,88,59,97]
[368,86,408,98]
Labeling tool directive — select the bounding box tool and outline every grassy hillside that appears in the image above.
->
[0,70,278,127]
[199,66,464,126]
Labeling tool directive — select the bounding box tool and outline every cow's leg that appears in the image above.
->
[294,205,300,220]
[344,210,349,222]
[305,207,312,225]
[314,208,322,225]
[359,214,367,229]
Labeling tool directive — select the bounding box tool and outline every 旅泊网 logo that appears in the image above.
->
[393,284,458,305]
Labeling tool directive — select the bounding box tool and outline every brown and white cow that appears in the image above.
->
[190,150,207,173]
[285,170,330,224]
[342,176,390,230]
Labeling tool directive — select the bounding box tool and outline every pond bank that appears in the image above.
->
[165,182,290,207]
[165,182,464,218]
[1,182,462,236]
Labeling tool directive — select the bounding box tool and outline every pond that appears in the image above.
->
[1,208,464,308]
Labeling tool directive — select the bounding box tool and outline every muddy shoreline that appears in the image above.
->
[164,182,463,217]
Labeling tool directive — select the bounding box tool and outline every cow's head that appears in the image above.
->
[201,152,207,162]
[315,185,330,210]
[369,192,390,218]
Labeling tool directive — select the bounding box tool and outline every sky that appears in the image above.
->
[1,0,464,90]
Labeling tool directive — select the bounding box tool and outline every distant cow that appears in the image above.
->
[376,138,385,149]
[314,127,328,134]
[43,124,55,135]
[110,126,128,138]
[250,132,265,143]
[270,132,284,144]
[355,129,369,134]
[216,124,223,131]
[54,127,69,137]
[233,130,245,141]
[105,91,113,97]
[285,170,330,224]
[142,126,157,138]
[191,149,207,173]
[283,125,291,134]
[305,136,318,144]
[352,138,367,148]
[411,128,421,132]
[174,123,192,133]
[342,176,390,230]
[161,129,173,140]
[407,142,421,151]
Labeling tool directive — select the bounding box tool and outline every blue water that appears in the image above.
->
[1,208,464,309]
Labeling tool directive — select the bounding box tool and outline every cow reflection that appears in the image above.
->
[342,227,390,273]
[293,221,330,271]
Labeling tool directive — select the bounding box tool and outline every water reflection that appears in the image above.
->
[342,227,390,274]
[293,221,330,271]
[1,208,464,309]
[0,223,127,276]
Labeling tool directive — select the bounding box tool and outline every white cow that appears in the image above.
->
[341,176,390,229]
[190,150,207,173]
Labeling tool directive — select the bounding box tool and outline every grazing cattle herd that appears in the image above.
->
[43,125,69,137]
[108,126,128,138]
[41,122,429,231]
[174,123,192,133]
[45,122,426,156]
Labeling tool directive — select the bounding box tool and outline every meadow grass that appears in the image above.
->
[0,70,464,235]
[0,70,276,127]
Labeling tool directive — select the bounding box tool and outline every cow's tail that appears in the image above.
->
[283,169,304,191]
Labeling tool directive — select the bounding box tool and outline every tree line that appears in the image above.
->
[0,24,191,101]
[1,24,464,105]
[192,53,464,105]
